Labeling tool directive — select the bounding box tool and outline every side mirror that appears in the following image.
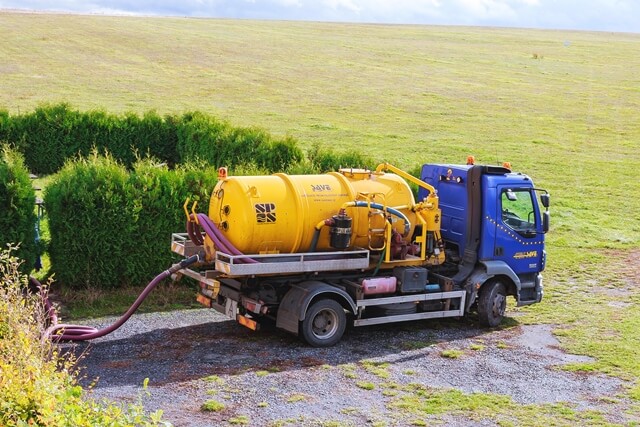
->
[540,193,550,208]
[506,190,518,201]
[542,211,550,233]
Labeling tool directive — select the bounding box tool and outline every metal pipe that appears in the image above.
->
[352,201,411,236]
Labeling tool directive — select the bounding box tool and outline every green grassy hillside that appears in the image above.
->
[1,11,640,420]
[1,12,638,249]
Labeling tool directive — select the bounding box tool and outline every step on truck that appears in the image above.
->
[172,160,550,347]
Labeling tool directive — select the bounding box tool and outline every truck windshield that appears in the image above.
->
[501,189,536,237]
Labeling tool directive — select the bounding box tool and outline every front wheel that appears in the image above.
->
[300,299,346,347]
[477,281,507,327]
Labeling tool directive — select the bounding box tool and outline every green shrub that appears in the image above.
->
[3,104,304,175]
[259,135,304,172]
[176,111,231,166]
[44,153,217,289]
[105,111,179,169]
[307,143,375,172]
[11,103,89,175]
[0,109,9,142]
[0,248,165,426]
[125,159,218,281]
[7,105,183,175]
[0,146,38,273]
[45,153,135,288]
[176,113,304,173]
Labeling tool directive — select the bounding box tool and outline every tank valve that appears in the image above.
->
[329,210,352,249]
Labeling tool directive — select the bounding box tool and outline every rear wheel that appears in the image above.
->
[477,281,507,327]
[300,299,346,347]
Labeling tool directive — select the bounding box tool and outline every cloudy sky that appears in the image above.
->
[1,0,638,33]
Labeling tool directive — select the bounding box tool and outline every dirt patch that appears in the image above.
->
[67,308,633,426]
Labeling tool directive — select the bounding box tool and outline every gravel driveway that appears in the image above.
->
[67,308,631,426]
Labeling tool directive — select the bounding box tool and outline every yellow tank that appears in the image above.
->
[207,168,417,254]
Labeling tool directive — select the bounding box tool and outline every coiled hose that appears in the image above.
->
[41,254,201,342]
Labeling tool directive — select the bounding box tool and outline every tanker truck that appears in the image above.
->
[171,161,550,347]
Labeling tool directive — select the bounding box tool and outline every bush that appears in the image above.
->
[44,153,217,289]
[2,104,305,175]
[0,109,10,142]
[45,153,135,288]
[10,103,88,175]
[0,248,165,426]
[6,104,182,175]
[0,146,38,273]
[176,112,304,172]
[175,111,231,167]
[307,143,375,172]
[125,159,218,281]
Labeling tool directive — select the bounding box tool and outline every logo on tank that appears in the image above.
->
[255,203,276,224]
[311,184,332,192]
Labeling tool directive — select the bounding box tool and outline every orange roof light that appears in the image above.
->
[502,162,512,171]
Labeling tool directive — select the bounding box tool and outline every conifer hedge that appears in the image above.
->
[0,104,304,175]
[0,147,38,273]
[44,154,218,288]
[306,143,375,172]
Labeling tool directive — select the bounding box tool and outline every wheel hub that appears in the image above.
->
[312,309,337,338]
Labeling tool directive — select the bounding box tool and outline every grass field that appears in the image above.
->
[1,10,639,422]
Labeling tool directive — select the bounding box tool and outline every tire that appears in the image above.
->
[477,281,507,327]
[300,299,346,347]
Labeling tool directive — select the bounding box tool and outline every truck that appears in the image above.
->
[171,160,550,347]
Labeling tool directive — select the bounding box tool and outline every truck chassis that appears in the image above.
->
[172,232,467,347]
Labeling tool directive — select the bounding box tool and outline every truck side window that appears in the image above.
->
[501,189,536,237]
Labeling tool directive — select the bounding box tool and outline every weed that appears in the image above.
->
[286,393,307,403]
[362,360,391,379]
[356,381,375,390]
[229,415,250,425]
[470,343,485,351]
[440,349,464,359]
[203,374,225,385]
[201,400,225,412]
[0,248,166,425]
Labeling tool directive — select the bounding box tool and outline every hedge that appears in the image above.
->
[2,104,304,175]
[44,153,217,289]
[0,146,38,273]
[306,143,375,172]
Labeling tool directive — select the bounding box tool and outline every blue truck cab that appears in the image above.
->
[419,163,550,326]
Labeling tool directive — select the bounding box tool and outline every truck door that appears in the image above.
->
[493,186,545,278]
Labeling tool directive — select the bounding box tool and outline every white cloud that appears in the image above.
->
[323,0,361,14]
[0,0,637,32]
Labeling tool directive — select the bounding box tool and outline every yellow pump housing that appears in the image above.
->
[206,164,442,263]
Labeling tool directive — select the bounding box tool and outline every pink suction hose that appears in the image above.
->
[41,253,201,342]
